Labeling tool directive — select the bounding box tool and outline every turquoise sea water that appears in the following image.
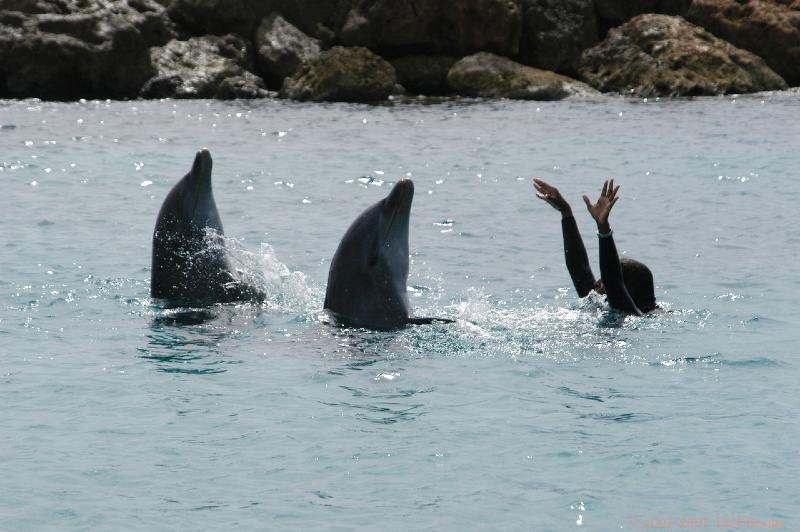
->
[1,94,798,530]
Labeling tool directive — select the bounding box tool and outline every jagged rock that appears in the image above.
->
[687,0,800,86]
[594,0,693,36]
[339,0,522,57]
[391,55,457,95]
[167,0,354,42]
[141,35,268,99]
[255,13,321,88]
[280,46,396,102]
[579,14,788,96]
[447,51,597,100]
[519,0,598,76]
[0,0,174,99]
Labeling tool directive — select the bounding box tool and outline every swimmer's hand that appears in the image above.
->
[533,178,571,217]
[583,179,619,233]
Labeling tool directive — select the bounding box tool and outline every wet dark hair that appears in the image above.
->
[620,258,656,312]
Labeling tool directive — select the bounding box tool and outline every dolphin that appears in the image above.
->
[324,179,452,329]
[150,149,264,308]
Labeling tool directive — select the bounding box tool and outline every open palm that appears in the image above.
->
[582,179,619,228]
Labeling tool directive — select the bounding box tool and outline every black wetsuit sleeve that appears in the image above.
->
[561,215,596,297]
[598,234,643,316]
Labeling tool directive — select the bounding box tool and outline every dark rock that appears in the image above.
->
[0,0,70,15]
[141,35,268,98]
[339,0,523,57]
[254,13,321,88]
[0,12,27,26]
[391,55,457,95]
[0,0,174,99]
[277,0,358,41]
[447,52,598,100]
[216,75,273,99]
[687,0,800,86]
[594,0,693,36]
[519,0,599,76]
[280,46,396,102]
[167,0,355,41]
[138,75,182,98]
[166,0,262,37]
[578,14,788,96]
[313,23,337,48]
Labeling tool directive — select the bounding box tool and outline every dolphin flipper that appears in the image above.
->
[405,317,455,325]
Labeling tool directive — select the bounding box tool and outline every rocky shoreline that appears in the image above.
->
[0,0,797,102]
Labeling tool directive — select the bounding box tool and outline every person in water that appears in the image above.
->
[534,178,657,316]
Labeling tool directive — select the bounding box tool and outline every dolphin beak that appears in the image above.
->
[191,149,213,186]
[382,179,414,243]
[386,179,414,210]
[189,149,213,213]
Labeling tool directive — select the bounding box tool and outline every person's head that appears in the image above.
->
[592,259,656,312]
[620,258,656,312]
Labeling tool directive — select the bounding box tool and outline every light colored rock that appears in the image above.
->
[281,46,396,102]
[255,13,321,88]
[447,51,597,100]
[578,14,788,96]
[140,35,268,99]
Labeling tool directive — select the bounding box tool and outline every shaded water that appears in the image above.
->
[1,94,797,530]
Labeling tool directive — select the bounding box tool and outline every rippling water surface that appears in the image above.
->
[1,94,797,530]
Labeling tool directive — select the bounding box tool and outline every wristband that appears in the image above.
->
[597,230,613,238]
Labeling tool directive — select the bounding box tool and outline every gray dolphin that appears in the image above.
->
[324,179,452,329]
[150,149,264,307]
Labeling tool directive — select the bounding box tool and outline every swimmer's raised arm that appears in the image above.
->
[534,178,572,217]
[534,178,596,297]
[583,180,642,316]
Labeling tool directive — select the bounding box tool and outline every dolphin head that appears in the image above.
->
[152,149,225,255]
[324,179,415,328]
[167,148,222,233]
[375,179,413,277]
